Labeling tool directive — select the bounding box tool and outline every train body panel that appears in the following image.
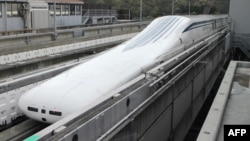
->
[18,15,228,123]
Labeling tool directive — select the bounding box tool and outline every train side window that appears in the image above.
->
[28,107,38,112]
[41,109,46,114]
[49,111,62,116]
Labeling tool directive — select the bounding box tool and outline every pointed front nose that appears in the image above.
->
[18,90,51,123]
[18,91,34,117]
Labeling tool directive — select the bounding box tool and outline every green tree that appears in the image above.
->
[81,0,230,19]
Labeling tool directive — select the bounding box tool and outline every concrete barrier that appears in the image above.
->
[0,22,149,49]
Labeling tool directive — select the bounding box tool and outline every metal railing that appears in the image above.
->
[82,10,90,24]
[82,9,117,19]
[0,29,34,36]
[82,9,117,24]
[232,33,250,58]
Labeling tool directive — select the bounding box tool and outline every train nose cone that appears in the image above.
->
[18,91,31,115]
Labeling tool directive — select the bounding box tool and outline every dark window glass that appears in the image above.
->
[7,3,12,16]
[70,5,75,15]
[62,5,69,16]
[56,4,61,16]
[12,3,18,16]
[41,109,46,114]
[62,5,65,15]
[49,111,62,116]
[27,107,38,112]
[65,5,69,15]
[7,3,23,17]
[0,3,2,17]
[17,4,23,16]
[76,5,80,15]
[49,4,54,16]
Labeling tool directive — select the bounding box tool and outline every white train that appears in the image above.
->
[18,15,228,123]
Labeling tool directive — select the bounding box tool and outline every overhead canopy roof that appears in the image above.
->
[42,0,83,4]
[3,0,83,4]
[4,0,28,2]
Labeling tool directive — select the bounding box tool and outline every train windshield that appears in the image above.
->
[123,16,185,51]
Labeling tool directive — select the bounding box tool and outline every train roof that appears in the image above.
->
[184,15,228,22]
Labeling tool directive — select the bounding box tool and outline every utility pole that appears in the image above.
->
[4,0,7,31]
[53,0,57,40]
[172,0,174,15]
[189,0,191,15]
[129,9,130,20]
[140,0,142,21]
[204,3,205,14]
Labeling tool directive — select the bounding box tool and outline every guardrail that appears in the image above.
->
[0,21,149,48]
[196,61,237,141]
[0,33,137,65]
[0,29,34,36]
[232,33,250,59]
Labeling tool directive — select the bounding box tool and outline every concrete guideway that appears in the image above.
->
[197,61,250,141]
[0,21,149,48]
[0,33,137,65]
[0,119,47,141]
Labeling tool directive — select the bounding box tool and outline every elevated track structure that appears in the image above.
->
[19,26,231,141]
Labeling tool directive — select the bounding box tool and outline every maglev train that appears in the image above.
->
[18,15,228,123]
